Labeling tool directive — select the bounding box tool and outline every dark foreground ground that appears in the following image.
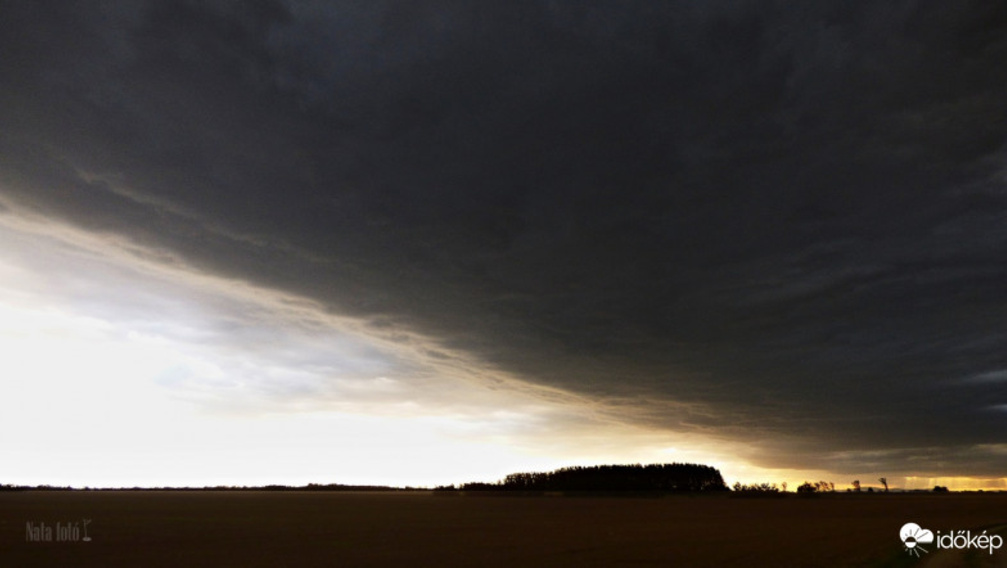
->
[2,491,1005,567]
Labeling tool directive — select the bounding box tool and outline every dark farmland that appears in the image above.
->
[2,491,1005,567]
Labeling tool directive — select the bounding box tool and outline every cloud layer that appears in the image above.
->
[1,0,1006,480]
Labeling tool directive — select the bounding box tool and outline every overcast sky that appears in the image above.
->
[1,1,1005,489]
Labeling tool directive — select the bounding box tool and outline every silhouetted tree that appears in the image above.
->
[851,480,861,492]
[878,477,888,492]
[813,481,834,492]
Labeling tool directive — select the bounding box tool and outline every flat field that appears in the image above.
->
[2,491,1005,567]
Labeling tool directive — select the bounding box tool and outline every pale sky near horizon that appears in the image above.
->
[1,1,1006,490]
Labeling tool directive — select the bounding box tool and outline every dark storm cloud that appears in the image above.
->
[2,0,1006,476]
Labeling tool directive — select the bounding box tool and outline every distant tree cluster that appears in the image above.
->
[797,481,835,493]
[0,484,70,491]
[447,463,727,492]
[732,482,781,493]
[261,483,419,492]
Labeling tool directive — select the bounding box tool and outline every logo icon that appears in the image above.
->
[901,522,934,557]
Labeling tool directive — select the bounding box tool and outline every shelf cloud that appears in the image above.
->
[1,0,1005,486]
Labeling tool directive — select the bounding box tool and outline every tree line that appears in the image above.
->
[0,483,421,492]
[441,463,728,492]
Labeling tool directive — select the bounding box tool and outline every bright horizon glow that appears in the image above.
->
[0,217,746,488]
[1,217,1001,492]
